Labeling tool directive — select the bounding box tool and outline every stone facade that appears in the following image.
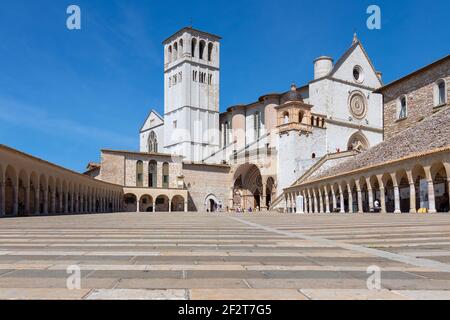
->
[380,56,450,140]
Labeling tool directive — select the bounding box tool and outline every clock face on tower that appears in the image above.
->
[348,91,368,119]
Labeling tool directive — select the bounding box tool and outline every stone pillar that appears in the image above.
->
[427,180,437,213]
[324,187,330,214]
[64,193,68,213]
[34,188,40,215]
[168,198,172,213]
[302,191,308,214]
[318,189,324,213]
[379,186,386,213]
[347,184,353,214]
[355,181,363,214]
[184,200,188,213]
[13,184,19,216]
[366,178,374,212]
[43,188,48,214]
[261,181,267,211]
[153,202,156,213]
[338,185,345,213]
[448,179,450,213]
[331,187,337,213]
[313,190,319,214]
[0,182,5,216]
[393,184,401,214]
[24,186,30,214]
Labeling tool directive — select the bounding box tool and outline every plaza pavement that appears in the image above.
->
[1,212,450,300]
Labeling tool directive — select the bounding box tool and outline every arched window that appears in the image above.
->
[148,160,157,188]
[173,42,178,61]
[136,161,143,187]
[283,112,289,124]
[199,40,206,60]
[162,162,169,188]
[208,43,213,61]
[312,153,316,159]
[311,116,315,126]
[435,79,447,107]
[299,112,304,124]
[168,46,172,63]
[191,38,197,58]
[148,131,158,153]
[398,95,407,119]
[223,122,229,146]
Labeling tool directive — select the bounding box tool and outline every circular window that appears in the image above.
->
[353,66,364,83]
[348,91,368,119]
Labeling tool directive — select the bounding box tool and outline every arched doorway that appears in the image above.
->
[124,193,137,212]
[431,162,449,213]
[155,195,169,212]
[171,195,185,212]
[233,164,263,212]
[139,195,153,212]
[266,177,275,208]
[204,194,219,212]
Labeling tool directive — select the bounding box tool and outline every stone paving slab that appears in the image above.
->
[300,289,407,300]
[190,289,308,300]
[1,212,450,299]
[85,289,187,300]
[0,288,91,300]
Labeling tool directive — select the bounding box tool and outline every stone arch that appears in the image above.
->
[124,193,137,212]
[412,164,428,210]
[199,40,206,60]
[204,194,220,212]
[266,177,276,208]
[347,131,370,152]
[155,195,170,212]
[233,163,263,211]
[171,195,185,212]
[139,194,153,212]
[381,173,395,213]
[207,42,213,61]
[17,169,28,216]
[358,176,370,213]
[369,175,381,209]
[191,38,197,58]
[395,169,410,213]
[431,161,449,212]
[5,165,17,215]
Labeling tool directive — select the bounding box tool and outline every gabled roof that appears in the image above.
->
[139,109,164,133]
[326,36,382,86]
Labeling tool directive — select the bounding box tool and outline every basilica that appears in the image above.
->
[0,27,448,216]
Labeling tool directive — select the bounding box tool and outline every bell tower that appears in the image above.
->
[162,27,221,162]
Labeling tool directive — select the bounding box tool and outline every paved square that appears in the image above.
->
[1,212,450,300]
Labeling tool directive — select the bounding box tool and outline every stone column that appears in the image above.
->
[338,185,345,213]
[24,186,30,214]
[168,198,172,213]
[347,184,353,214]
[366,178,374,212]
[355,181,363,214]
[379,186,386,213]
[13,184,19,216]
[302,191,308,214]
[0,182,5,216]
[261,181,267,211]
[35,188,40,215]
[43,188,48,214]
[318,189,324,213]
[427,180,437,213]
[283,195,288,213]
[184,200,188,213]
[331,187,337,213]
[64,193,68,213]
[324,187,330,214]
[313,190,319,214]
[409,183,416,213]
[393,184,401,214]
[447,179,450,213]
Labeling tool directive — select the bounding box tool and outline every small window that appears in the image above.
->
[312,153,316,159]
[208,43,213,61]
[435,79,447,106]
[398,96,407,119]
[353,66,364,83]
[173,120,177,129]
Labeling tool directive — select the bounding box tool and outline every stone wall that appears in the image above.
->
[182,163,231,211]
[383,58,450,140]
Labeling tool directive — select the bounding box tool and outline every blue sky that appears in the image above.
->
[0,0,448,172]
